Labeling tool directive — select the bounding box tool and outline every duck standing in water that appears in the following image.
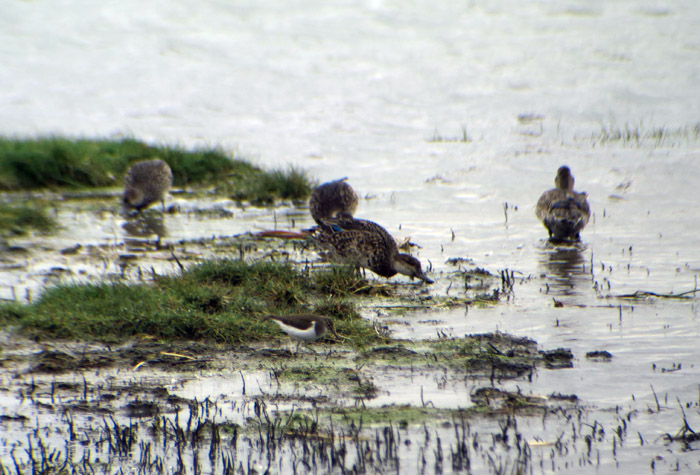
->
[123,159,173,213]
[316,214,434,283]
[309,177,359,225]
[535,165,590,241]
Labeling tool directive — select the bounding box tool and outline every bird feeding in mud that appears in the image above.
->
[315,214,434,284]
[263,314,340,352]
[535,165,590,242]
[309,177,359,225]
[123,159,173,213]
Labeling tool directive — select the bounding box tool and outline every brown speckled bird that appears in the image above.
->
[123,159,173,212]
[315,215,433,283]
[309,177,359,225]
[535,165,590,241]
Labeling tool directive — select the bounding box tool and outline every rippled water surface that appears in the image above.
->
[2,0,700,472]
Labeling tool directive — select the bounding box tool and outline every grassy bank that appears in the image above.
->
[0,259,381,346]
[0,136,313,203]
[0,202,57,237]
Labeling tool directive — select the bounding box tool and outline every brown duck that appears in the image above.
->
[309,177,359,225]
[535,165,590,241]
[315,214,433,283]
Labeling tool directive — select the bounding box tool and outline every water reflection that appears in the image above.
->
[122,212,167,239]
[538,242,589,296]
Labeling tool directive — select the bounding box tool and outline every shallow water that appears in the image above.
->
[2,0,700,472]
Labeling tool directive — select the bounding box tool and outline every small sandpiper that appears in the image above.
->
[315,214,433,283]
[309,177,359,225]
[535,165,590,242]
[263,314,339,352]
[123,159,173,213]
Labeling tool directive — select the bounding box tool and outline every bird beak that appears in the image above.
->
[416,272,434,284]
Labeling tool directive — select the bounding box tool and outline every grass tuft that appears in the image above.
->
[224,165,314,205]
[312,265,371,296]
[591,121,700,147]
[0,259,382,345]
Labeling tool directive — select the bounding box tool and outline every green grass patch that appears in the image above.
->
[0,259,382,345]
[0,203,58,237]
[0,136,314,202]
[221,165,314,205]
[310,265,384,296]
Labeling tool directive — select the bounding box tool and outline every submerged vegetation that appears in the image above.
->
[0,136,313,203]
[0,202,57,237]
[0,259,380,345]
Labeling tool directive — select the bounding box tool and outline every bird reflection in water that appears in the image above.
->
[538,243,588,296]
[122,212,167,242]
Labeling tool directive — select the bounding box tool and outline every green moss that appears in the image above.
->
[0,203,58,237]
[0,259,384,345]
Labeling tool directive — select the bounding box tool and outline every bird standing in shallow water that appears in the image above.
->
[316,215,434,283]
[535,165,590,242]
[263,314,339,352]
[309,178,359,225]
[123,159,173,213]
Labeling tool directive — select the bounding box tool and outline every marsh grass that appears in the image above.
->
[0,259,381,345]
[427,125,471,143]
[311,265,374,296]
[591,121,700,147]
[0,136,313,202]
[0,203,58,237]
[222,165,314,205]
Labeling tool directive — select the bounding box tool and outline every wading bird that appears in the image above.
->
[535,165,590,241]
[263,314,340,352]
[123,159,173,213]
[315,214,433,283]
[309,177,359,225]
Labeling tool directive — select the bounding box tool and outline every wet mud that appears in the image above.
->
[1,188,699,473]
[0,327,578,474]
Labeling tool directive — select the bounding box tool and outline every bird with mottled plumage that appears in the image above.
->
[535,165,590,241]
[309,177,359,225]
[123,159,173,212]
[315,215,434,283]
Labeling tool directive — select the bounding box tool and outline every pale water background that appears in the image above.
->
[2,0,700,473]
